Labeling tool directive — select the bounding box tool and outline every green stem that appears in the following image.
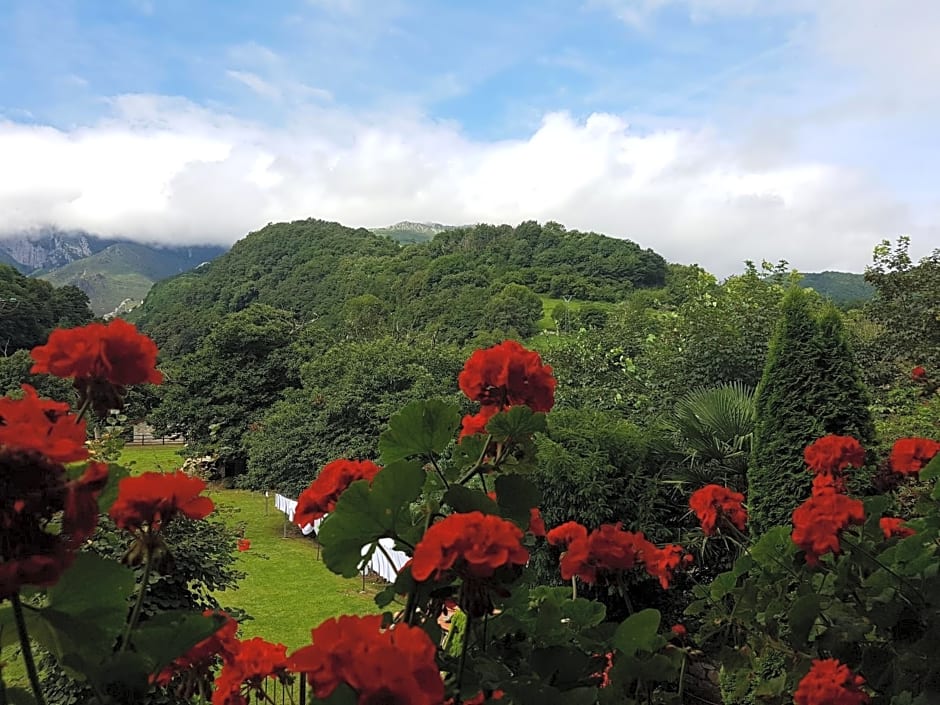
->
[571,576,577,600]
[677,650,687,703]
[458,435,494,485]
[11,593,46,705]
[429,455,450,490]
[73,394,92,424]
[120,542,154,653]
[455,614,473,704]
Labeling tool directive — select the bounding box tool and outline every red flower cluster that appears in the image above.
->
[688,484,748,536]
[31,319,162,386]
[411,512,529,582]
[793,659,869,705]
[109,471,214,534]
[0,385,89,463]
[0,453,107,599]
[791,492,865,565]
[154,611,239,687]
[546,521,690,588]
[295,459,383,526]
[912,365,927,381]
[879,517,915,540]
[804,435,865,475]
[287,615,444,705]
[670,624,687,638]
[237,538,251,552]
[31,320,162,416]
[458,341,555,437]
[212,637,288,705]
[889,437,940,475]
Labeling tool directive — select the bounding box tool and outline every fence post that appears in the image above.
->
[299,672,306,705]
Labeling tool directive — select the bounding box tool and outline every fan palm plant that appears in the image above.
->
[668,381,755,491]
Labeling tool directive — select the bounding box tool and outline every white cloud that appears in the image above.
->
[0,96,923,274]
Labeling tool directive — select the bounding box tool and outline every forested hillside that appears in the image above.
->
[798,270,874,306]
[133,219,667,357]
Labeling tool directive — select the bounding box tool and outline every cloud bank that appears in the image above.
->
[0,95,915,275]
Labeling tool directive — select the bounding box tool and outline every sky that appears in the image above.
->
[1,0,938,274]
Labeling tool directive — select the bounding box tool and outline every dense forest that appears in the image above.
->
[131,219,668,357]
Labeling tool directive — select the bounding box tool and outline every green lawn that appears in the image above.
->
[118,443,188,474]
[207,488,381,650]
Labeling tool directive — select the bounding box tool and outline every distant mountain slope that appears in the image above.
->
[369,221,459,244]
[0,228,114,272]
[39,242,226,315]
[799,271,874,306]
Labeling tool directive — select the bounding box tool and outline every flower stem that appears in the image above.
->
[458,435,494,485]
[120,543,154,652]
[11,593,46,705]
[455,614,473,704]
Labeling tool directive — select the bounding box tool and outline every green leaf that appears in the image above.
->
[750,526,796,567]
[612,608,661,657]
[131,610,226,673]
[378,399,460,464]
[493,474,542,527]
[319,460,424,577]
[920,451,940,482]
[443,485,498,515]
[788,593,821,646]
[45,553,135,639]
[486,406,547,442]
[97,462,131,514]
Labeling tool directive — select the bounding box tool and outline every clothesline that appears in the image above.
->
[271,493,409,582]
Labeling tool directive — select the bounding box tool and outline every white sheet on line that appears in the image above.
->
[274,493,408,579]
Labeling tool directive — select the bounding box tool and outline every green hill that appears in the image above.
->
[39,242,224,315]
[133,219,668,357]
[799,271,874,307]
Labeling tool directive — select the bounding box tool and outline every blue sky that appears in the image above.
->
[0,0,938,273]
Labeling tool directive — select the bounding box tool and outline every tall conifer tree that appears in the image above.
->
[748,290,874,533]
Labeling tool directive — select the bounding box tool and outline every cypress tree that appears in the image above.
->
[747,290,874,533]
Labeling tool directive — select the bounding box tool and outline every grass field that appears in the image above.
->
[118,443,188,473]
[207,488,381,650]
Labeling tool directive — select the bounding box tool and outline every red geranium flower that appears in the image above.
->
[643,543,693,589]
[31,320,162,417]
[154,611,239,687]
[794,659,869,705]
[295,459,383,526]
[212,637,288,705]
[109,471,214,534]
[288,615,444,705]
[237,538,251,552]
[889,437,940,475]
[879,517,915,540]
[0,385,88,463]
[791,492,865,565]
[912,365,927,381]
[0,452,107,599]
[411,512,528,582]
[804,435,866,476]
[811,473,847,496]
[671,624,687,638]
[458,340,555,412]
[547,521,684,586]
[688,484,748,535]
[31,319,162,386]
